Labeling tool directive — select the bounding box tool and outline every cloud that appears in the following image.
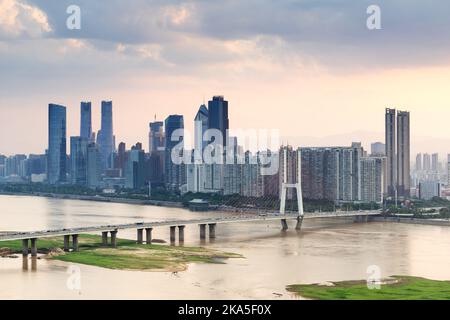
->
[19,0,450,71]
[0,0,51,39]
[2,0,450,96]
[3,1,450,155]
[27,0,196,44]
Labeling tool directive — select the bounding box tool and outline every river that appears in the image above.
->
[1,194,450,299]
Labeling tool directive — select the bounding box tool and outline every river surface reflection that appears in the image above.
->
[1,195,450,299]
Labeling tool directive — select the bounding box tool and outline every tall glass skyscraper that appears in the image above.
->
[194,104,209,159]
[125,146,146,190]
[80,102,92,141]
[397,110,410,197]
[164,115,184,191]
[97,101,114,170]
[206,96,229,193]
[87,143,102,188]
[70,136,88,185]
[187,105,209,193]
[208,96,229,147]
[48,104,67,184]
[385,108,396,197]
[148,121,165,153]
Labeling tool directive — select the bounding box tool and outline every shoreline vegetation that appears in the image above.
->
[0,190,185,208]
[0,234,242,272]
[2,184,450,216]
[2,192,450,228]
[0,183,386,213]
[287,276,450,300]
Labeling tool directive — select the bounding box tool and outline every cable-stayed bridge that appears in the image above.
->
[0,148,382,257]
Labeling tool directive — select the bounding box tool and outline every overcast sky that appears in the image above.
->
[1,0,450,156]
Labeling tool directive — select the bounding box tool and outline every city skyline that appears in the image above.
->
[2,94,450,157]
[3,96,450,159]
[0,97,450,165]
[2,96,420,156]
[3,92,445,185]
[1,97,408,204]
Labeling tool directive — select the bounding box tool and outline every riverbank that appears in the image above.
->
[372,216,450,227]
[0,191,258,214]
[0,234,241,272]
[0,191,184,208]
[287,276,450,300]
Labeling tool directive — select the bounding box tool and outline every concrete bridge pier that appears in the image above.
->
[199,224,206,240]
[281,219,288,231]
[31,257,37,271]
[72,235,79,252]
[295,216,304,231]
[208,224,216,239]
[145,228,153,244]
[22,256,28,270]
[64,235,70,251]
[178,225,185,244]
[22,239,29,256]
[30,238,37,257]
[170,226,176,244]
[101,232,108,246]
[137,228,144,244]
[110,230,118,248]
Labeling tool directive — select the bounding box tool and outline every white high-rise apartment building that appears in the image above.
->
[359,157,385,203]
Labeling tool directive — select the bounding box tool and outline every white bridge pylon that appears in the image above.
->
[279,147,304,231]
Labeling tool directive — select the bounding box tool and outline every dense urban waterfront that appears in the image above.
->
[2,195,450,299]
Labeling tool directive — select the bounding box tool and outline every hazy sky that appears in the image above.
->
[1,0,450,156]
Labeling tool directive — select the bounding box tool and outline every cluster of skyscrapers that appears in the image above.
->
[46,101,114,188]
[0,101,418,205]
[411,153,450,200]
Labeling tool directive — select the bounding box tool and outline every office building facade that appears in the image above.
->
[48,104,67,184]
[208,96,229,148]
[148,121,165,153]
[125,144,146,190]
[97,101,114,170]
[80,102,92,141]
[397,110,410,197]
[70,136,89,185]
[360,157,385,203]
[87,143,102,188]
[164,115,185,191]
[385,108,396,197]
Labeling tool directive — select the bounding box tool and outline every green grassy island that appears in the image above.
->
[287,276,450,300]
[0,234,241,272]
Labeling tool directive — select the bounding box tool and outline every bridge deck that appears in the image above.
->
[0,211,381,241]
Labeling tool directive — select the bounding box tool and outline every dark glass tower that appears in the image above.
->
[97,101,114,170]
[48,104,67,184]
[80,102,92,141]
[70,136,88,185]
[164,115,184,191]
[208,96,229,147]
[149,121,164,153]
